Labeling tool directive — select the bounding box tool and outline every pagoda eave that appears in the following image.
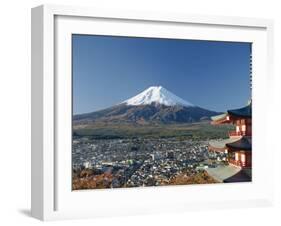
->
[208,137,241,152]
[225,137,252,151]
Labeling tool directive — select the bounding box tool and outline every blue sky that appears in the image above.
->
[72,34,251,114]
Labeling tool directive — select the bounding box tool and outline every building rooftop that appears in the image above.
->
[206,165,251,183]
[211,102,252,124]
[205,165,241,182]
[227,102,252,118]
[210,113,227,122]
[226,136,252,151]
[209,137,241,152]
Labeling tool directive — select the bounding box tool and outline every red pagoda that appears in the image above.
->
[208,102,252,169]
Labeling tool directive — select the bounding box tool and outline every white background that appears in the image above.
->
[0,0,280,225]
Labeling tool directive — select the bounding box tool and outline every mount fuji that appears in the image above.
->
[74,86,219,124]
[122,86,194,107]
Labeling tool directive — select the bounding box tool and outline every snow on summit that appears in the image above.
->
[123,86,194,107]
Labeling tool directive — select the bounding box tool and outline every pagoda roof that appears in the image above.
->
[210,102,252,125]
[211,113,227,121]
[227,103,252,118]
[223,169,251,183]
[226,136,252,151]
[209,137,241,152]
[210,113,230,125]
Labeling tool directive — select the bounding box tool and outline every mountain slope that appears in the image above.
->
[74,86,220,124]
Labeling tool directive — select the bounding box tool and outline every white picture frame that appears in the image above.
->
[31,4,274,221]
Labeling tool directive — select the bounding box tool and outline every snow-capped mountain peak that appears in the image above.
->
[122,86,194,107]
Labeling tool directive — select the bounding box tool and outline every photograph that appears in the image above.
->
[71,34,252,190]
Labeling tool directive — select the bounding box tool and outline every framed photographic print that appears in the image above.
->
[31,4,274,221]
